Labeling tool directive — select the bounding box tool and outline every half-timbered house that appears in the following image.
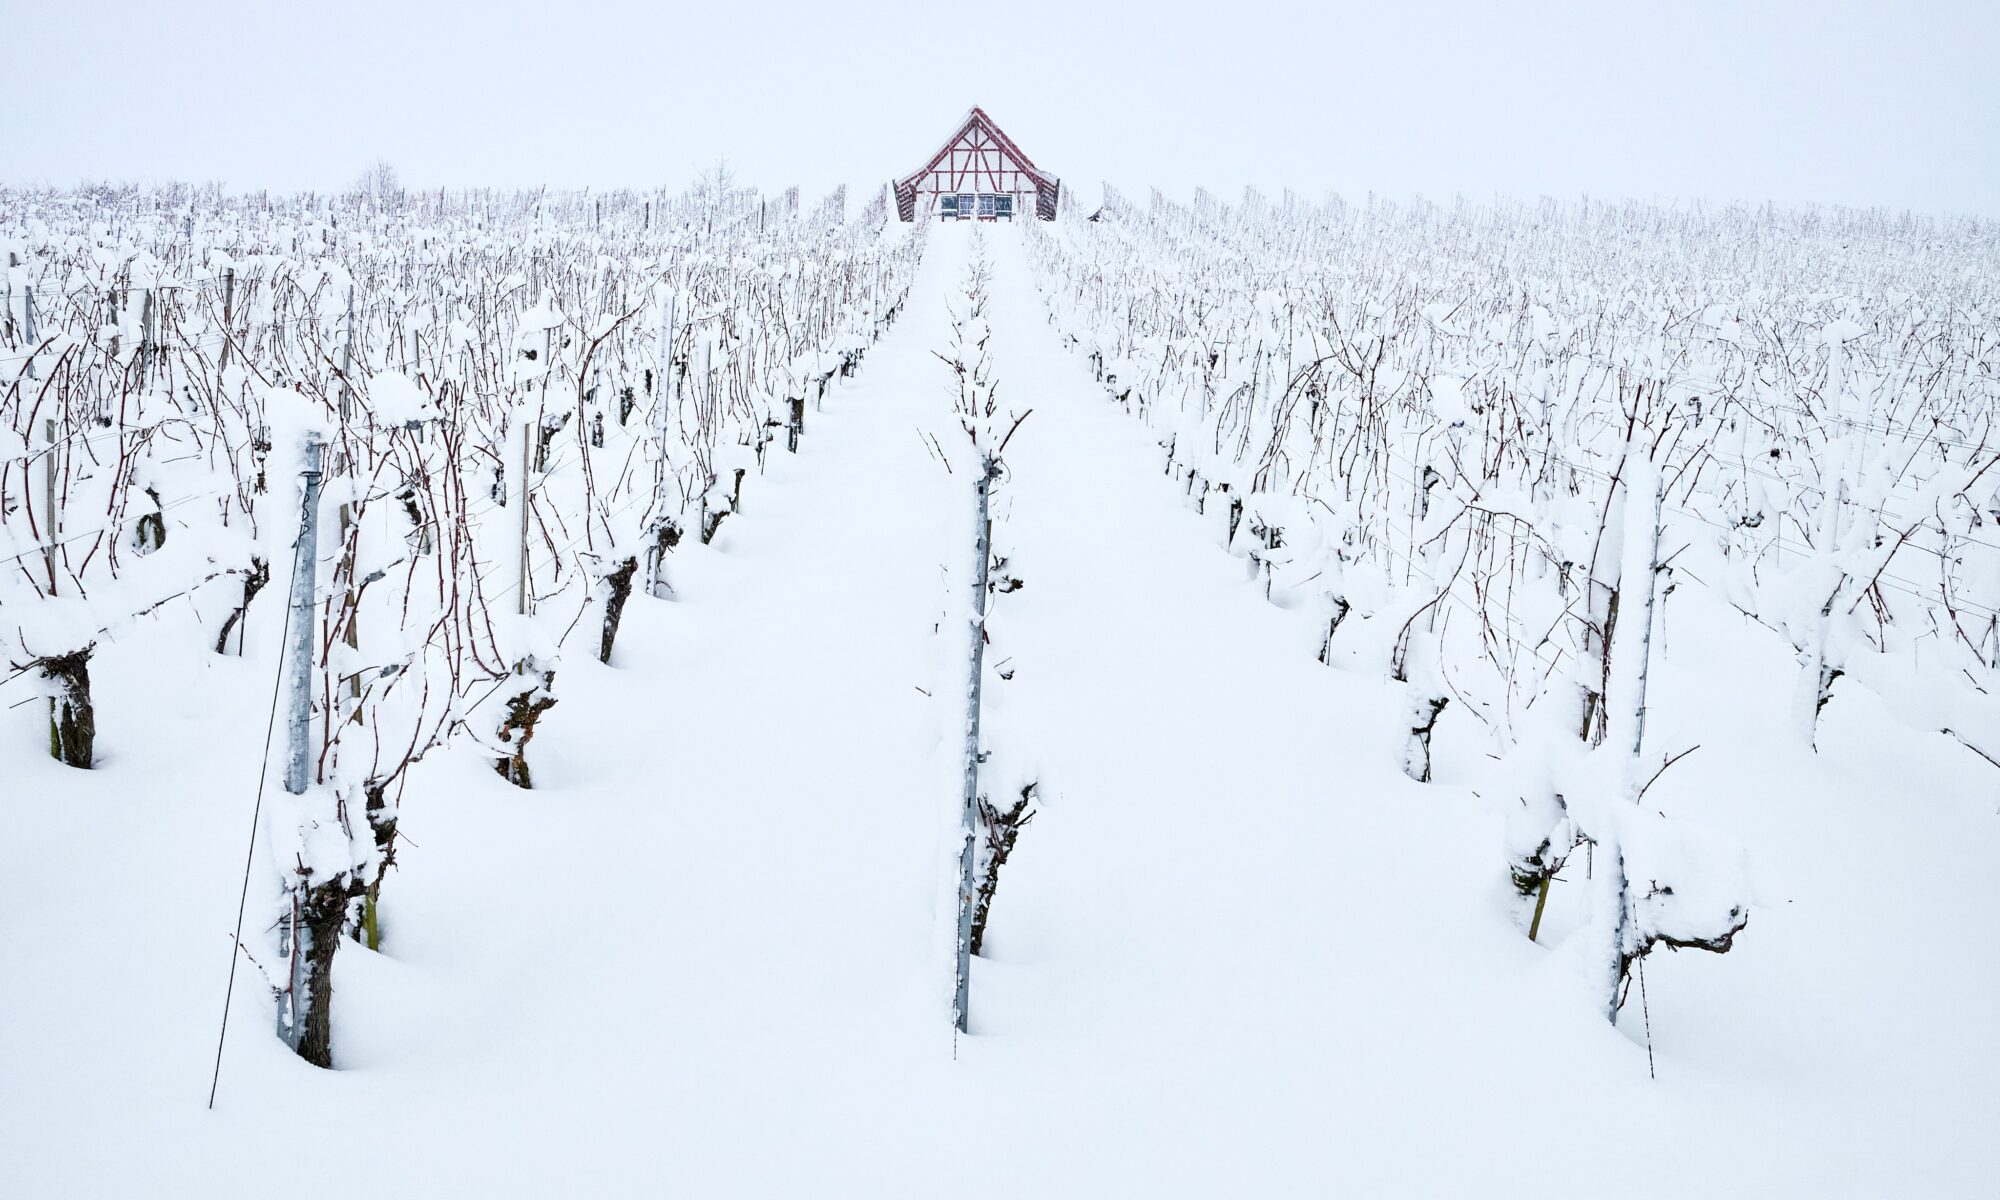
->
[896,107,1060,222]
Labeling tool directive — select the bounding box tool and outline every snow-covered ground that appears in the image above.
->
[3,222,1996,1197]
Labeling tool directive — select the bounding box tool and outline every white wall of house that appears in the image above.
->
[909,124,1039,218]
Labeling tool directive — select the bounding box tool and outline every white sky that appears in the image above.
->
[8,0,1998,214]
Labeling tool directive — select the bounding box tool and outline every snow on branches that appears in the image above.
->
[1018,194,1997,1035]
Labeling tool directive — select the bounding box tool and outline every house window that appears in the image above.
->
[994,195,1015,219]
[939,195,958,218]
[978,194,997,218]
[956,194,974,220]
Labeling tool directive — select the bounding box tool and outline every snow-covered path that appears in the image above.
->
[933,227,1613,1190]
[7,222,1997,1198]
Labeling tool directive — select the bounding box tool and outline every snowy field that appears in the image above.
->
[2,188,1998,1197]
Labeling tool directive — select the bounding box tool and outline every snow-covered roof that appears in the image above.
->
[897,106,1055,192]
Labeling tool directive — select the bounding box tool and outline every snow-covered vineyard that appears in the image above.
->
[3,181,1997,1196]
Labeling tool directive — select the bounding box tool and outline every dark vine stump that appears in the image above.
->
[598,556,639,664]
[356,781,396,950]
[495,658,558,789]
[970,782,1038,956]
[214,556,271,654]
[294,869,364,1068]
[41,647,96,768]
[647,518,683,600]
[1409,695,1449,783]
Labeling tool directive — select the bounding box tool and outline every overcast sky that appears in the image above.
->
[9,0,1997,214]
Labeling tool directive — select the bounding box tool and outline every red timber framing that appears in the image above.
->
[895,106,1060,222]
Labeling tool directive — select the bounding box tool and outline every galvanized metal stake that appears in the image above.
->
[27,284,51,589]
[22,284,36,381]
[138,287,155,386]
[954,453,996,1034]
[1603,463,1667,1026]
[283,437,324,797]
[277,434,324,1051]
[656,291,677,434]
[519,417,534,617]
[1628,470,1666,761]
[338,287,355,422]
[218,269,235,375]
[42,418,57,591]
[647,291,678,599]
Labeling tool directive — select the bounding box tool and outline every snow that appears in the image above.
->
[2,221,1997,1198]
[364,371,438,426]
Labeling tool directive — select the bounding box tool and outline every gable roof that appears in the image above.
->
[897,106,1055,192]
[895,106,1061,221]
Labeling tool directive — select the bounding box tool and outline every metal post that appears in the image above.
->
[284,435,324,797]
[1628,470,1666,762]
[22,285,36,381]
[657,291,678,430]
[519,419,534,617]
[218,269,235,375]
[647,292,677,600]
[338,292,360,699]
[149,286,162,385]
[277,435,324,1051]
[338,288,355,421]
[30,287,51,588]
[1602,465,1666,1025]
[42,418,57,591]
[954,453,995,1034]
[338,292,366,700]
